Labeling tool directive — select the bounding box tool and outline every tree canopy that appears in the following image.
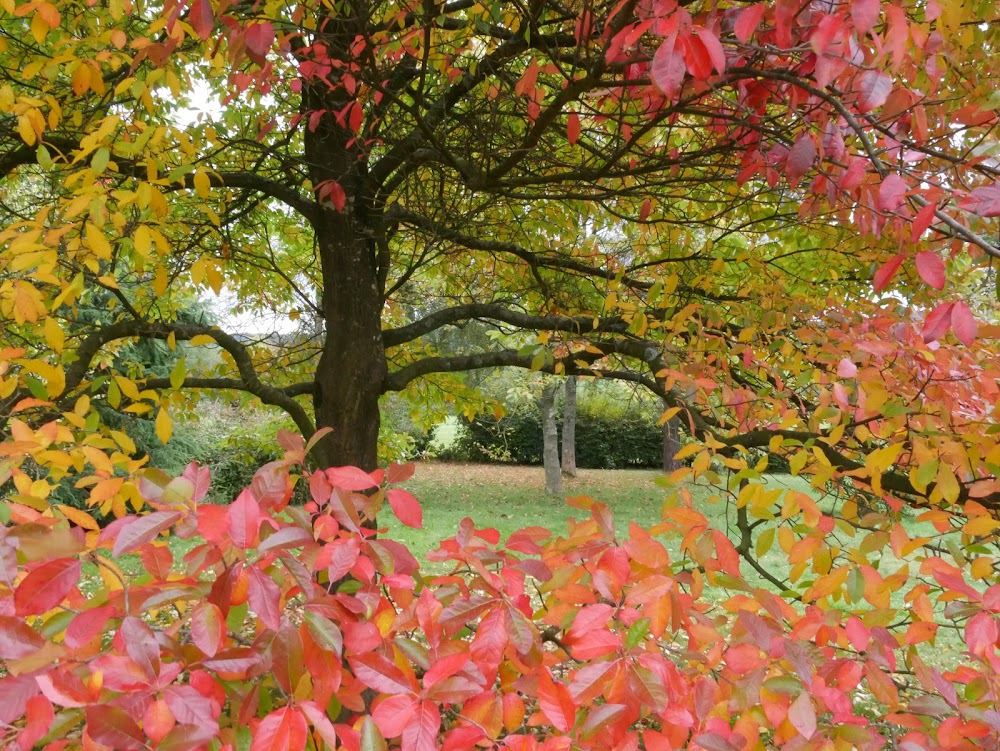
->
[3,0,1000,748]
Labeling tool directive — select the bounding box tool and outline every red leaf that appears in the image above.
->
[0,675,40,725]
[247,564,283,631]
[252,707,309,751]
[400,700,441,751]
[851,0,880,34]
[140,544,173,580]
[228,488,261,548]
[538,671,576,732]
[873,252,905,292]
[0,615,46,658]
[326,465,378,491]
[567,112,580,145]
[682,33,713,80]
[694,28,726,74]
[914,251,946,290]
[315,536,361,581]
[244,21,275,61]
[15,558,81,616]
[785,134,815,186]
[258,525,314,553]
[191,601,224,657]
[788,692,816,739]
[143,700,176,745]
[188,0,215,41]
[651,36,685,100]
[951,301,977,346]
[372,694,418,737]
[65,605,116,649]
[351,652,417,695]
[922,302,955,343]
[856,70,892,112]
[966,612,998,656]
[958,183,1000,217]
[120,616,160,680]
[113,511,182,556]
[387,488,423,528]
[877,174,907,211]
[86,705,146,751]
[911,201,937,240]
[470,605,507,681]
[734,4,765,44]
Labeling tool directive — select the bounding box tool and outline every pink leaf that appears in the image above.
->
[227,488,261,549]
[966,612,998,656]
[734,4,765,43]
[651,36,685,100]
[788,692,817,739]
[922,302,955,343]
[190,602,224,658]
[120,616,160,680]
[252,707,309,751]
[951,301,977,346]
[401,700,441,751]
[65,605,117,649]
[85,705,146,751]
[351,653,417,695]
[857,70,892,112]
[0,616,46,658]
[15,558,81,616]
[247,565,282,632]
[387,488,423,528]
[188,0,215,41]
[244,21,275,61]
[836,358,858,378]
[958,183,1000,217]
[326,465,379,491]
[372,694,418,737]
[877,174,907,211]
[873,252,905,292]
[785,134,815,186]
[851,0,880,34]
[113,511,182,556]
[914,251,946,290]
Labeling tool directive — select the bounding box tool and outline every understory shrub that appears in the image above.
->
[446,407,663,468]
[2,434,998,751]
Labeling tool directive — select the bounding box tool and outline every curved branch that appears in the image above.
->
[63,321,316,437]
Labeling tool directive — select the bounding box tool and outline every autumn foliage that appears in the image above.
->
[2,420,1000,751]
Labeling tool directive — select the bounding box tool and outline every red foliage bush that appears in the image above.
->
[1,431,999,750]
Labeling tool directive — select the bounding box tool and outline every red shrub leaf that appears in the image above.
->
[914,251,946,290]
[252,707,308,751]
[388,488,423,528]
[113,511,182,557]
[14,558,81,616]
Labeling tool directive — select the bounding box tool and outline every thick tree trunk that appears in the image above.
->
[540,382,562,496]
[561,376,577,477]
[662,400,682,473]
[303,71,388,471]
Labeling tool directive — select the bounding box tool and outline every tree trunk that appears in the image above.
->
[662,400,682,473]
[561,376,577,477]
[540,381,562,496]
[303,68,388,471]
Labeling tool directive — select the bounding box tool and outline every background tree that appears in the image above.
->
[561,376,577,478]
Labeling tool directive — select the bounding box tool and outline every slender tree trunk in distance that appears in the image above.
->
[662,399,682,473]
[540,382,562,496]
[561,376,578,477]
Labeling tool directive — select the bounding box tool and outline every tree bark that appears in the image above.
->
[662,400,682,473]
[303,57,388,471]
[540,381,562,496]
[561,376,577,477]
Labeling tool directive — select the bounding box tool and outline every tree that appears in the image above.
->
[2,0,998,493]
[561,376,577,477]
[539,380,562,495]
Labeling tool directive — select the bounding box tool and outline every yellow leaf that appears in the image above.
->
[155,408,172,444]
[17,114,36,145]
[169,357,186,390]
[43,316,65,353]
[193,170,212,199]
[189,334,215,346]
[963,516,999,537]
[55,504,100,530]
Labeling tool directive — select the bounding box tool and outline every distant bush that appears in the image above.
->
[443,405,663,468]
